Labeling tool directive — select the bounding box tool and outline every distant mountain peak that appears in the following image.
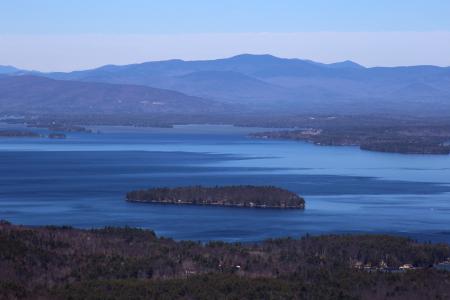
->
[227,54,280,61]
[327,60,365,69]
[0,65,21,74]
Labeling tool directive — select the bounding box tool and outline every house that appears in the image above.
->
[353,261,364,269]
[184,269,197,276]
[434,261,450,272]
[399,264,414,270]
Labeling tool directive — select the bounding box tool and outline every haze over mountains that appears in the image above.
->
[1,54,450,115]
[0,75,224,114]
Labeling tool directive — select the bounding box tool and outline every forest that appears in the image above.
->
[0,221,449,299]
[251,125,450,155]
[0,130,40,138]
[126,185,305,208]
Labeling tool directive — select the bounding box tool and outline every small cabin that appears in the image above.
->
[399,264,414,270]
[352,261,363,269]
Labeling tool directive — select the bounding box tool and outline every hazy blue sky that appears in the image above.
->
[1,0,449,71]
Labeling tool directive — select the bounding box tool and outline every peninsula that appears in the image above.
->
[250,126,450,155]
[0,130,40,138]
[0,130,68,139]
[126,185,305,209]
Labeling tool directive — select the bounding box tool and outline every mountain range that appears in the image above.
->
[1,54,450,116]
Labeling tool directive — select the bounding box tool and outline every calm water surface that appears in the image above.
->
[0,124,449,242]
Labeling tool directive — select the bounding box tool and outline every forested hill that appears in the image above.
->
[1,221,449,299]
[0,75,227,114]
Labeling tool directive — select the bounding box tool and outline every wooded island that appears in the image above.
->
[126,185,305,209]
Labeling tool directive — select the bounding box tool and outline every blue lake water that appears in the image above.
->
[0,124,449,242]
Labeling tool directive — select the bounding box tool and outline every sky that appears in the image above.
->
[1,0,449,71]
